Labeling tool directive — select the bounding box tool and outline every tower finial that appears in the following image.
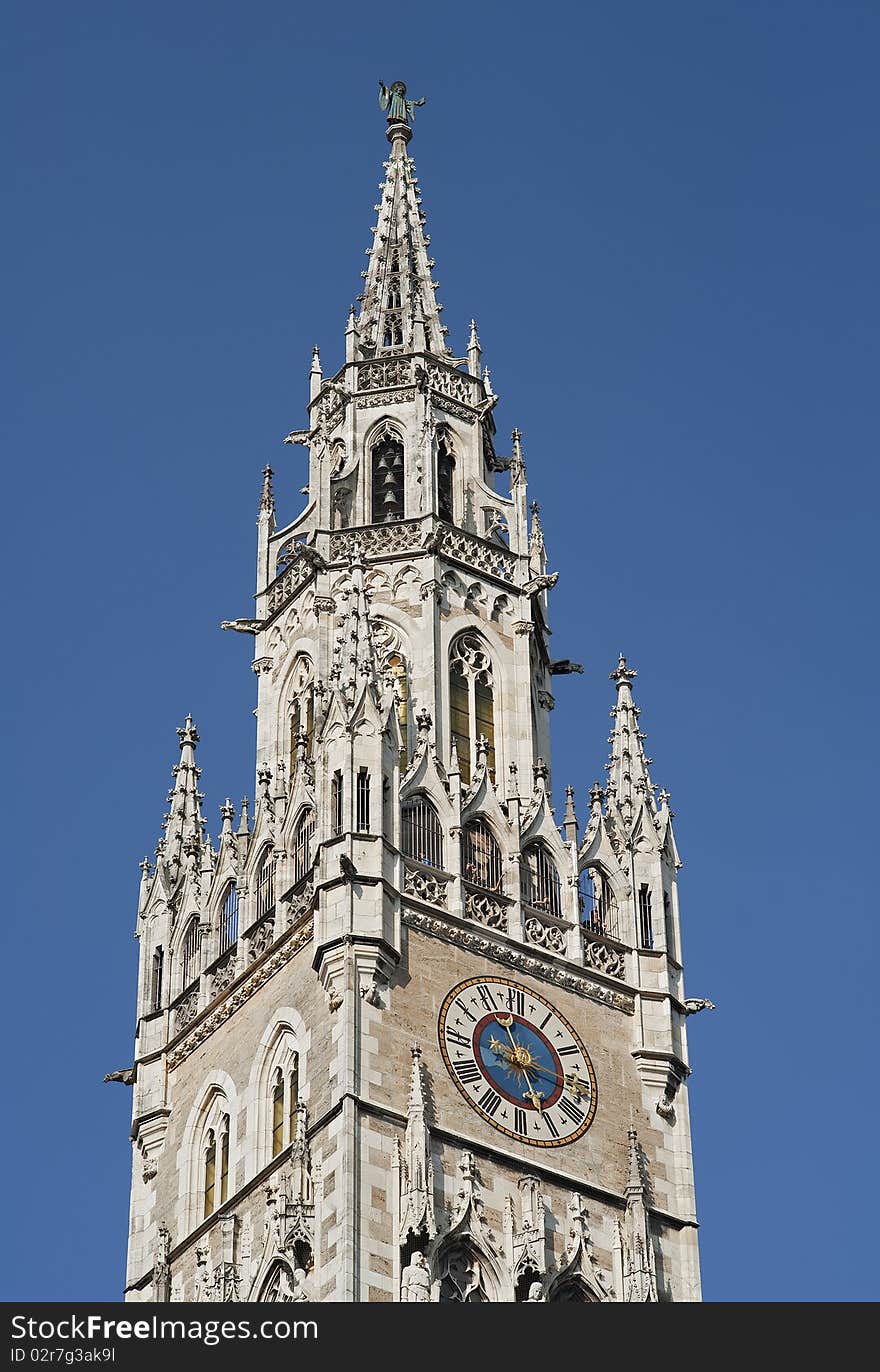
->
[259,465,274,517]
[378,80,426,149]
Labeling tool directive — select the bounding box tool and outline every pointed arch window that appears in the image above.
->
[461,818,503,893]
[150,947,164,1012]
[356,768,371,833]
[437,432,456,523]
[293,808,316,883]
[288,1057,299,1143]
[181,916,201,989]
[449,633,495,784]
[402,796,444,870]
[331,772,344,838]
[271,1070,285,1159]
[219,1115,230,1206]
[371,432,404,522]
[522,844,562,917]
[288,656,315,778]
[203,1129,216,1219]
[638,884,654,949]
[579,867,620,940]
[256,851,275,921]
[438,1244,491,1302]
[219,882,239,954]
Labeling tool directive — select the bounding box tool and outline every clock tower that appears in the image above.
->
[118,87,707,1303]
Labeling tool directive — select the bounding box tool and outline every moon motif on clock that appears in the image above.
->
[438,976,597,1147]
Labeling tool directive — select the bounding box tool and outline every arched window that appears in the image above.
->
[522,844,562,917]
[288,656,315,777]
[271,1070,284,1159]
[449,633,495,783]
[181,916,201,989]
[256,852,275,921]
[293,809,316,883]
[219,882,239,953]
[578,867,620,940]
[548,1277,598,1302]
[150,947,164,1012]
[356,768,371,832]
[461,819,503,893]
[203,1129,216,1219]
[438,1244,491,1302]
[402,797,444,870]
[288,1059,299,1143]
[371,431,404,522]
[437,432,455,522]
[219,1115,230,1206]
[331,771,344,837]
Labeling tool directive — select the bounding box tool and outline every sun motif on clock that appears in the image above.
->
[438,976,597,1147]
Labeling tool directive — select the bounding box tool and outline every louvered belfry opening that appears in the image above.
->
[371,434,405,522]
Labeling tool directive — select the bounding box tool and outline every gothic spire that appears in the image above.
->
[329,548,381,710]
[605,656,657,825]
[357,85,446,357]
[161,714,207,878]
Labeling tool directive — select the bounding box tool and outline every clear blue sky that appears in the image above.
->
[2,1,877,1302]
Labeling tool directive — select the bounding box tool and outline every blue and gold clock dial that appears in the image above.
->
[438,976,597,1147]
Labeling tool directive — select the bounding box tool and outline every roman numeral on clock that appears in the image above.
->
[505,987,525,1016]
[514,1107,527,1136]
[542,1112,560,1139]
[557,1095,585,1125]
[445,1029,471,1049]
[453,1059,482,1084]
[476,984,496,1011]
[558,1044,580,1057]
[454,1000,477,1022]
[477,1087,502,1117]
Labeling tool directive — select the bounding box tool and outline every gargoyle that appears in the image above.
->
[683,999,716,1016]
[550,659,584,675]
[284,428,317,446]
[104,1068,136,1085]
[221,619,262,635]
[522,572,559,597]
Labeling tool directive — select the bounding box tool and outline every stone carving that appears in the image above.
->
[524,915,567,955]
[401,908,635,1014]
[246,916,274,965]
[432,394,476,425]
[401,1250,432,1302]
[266,556,315,618]
[425,361,474,405]
[358,358,412,390]
[463,886,508,930]
[440,526,516,585]
[404,864,450,908]
[210,949,238,999]
[174,989,199,1034]
[356,388,416,409]
[168,920,313,1069]
[581,932,627,980]
[330,520,423,562]
[525,1282,545,1302]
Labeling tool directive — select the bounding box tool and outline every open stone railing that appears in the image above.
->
[403,861,451,909]
[244,915,275,965]
[209,947,238,999]
[462,882,508,931]
[523,908,570,956]
[329,520,425,562]
[265,552,316,617]
[174,987,200,1034]
[581,928,627,980]
[438,525,516,585]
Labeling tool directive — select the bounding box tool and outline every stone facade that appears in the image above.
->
[115,91,707,1303]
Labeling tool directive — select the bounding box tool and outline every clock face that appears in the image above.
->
[438,976,597,1148]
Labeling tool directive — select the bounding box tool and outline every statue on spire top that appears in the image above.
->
[379,80,426,126]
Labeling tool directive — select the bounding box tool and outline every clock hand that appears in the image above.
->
[489,1040,588,1101]
[489,1027,544,1112]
